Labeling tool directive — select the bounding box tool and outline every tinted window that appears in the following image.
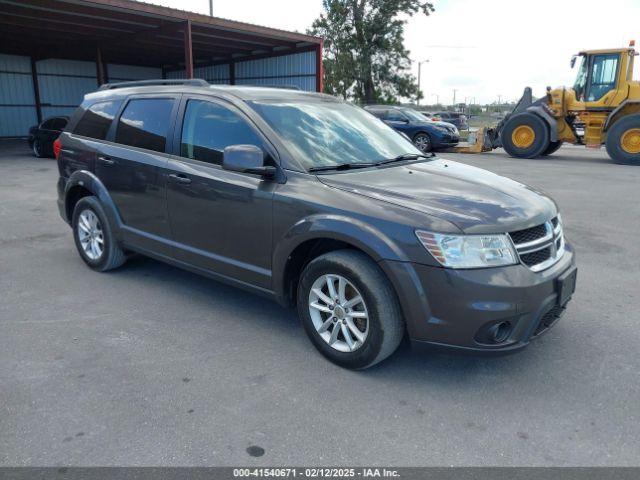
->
[74,101,122,140]
[52,118,67,131]
[366,109,385,119]
[385,110,406,122]
[115,98,174,153]
[41,118,56,129]
[180,100,262,165]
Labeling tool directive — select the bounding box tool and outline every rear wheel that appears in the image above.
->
[606,114,640,165]
[297,250,404,369]
[413,132,432,152]
[501,113,550,158]
[72,196,126,272]
[32,139,43,158]
[542,140,563,156]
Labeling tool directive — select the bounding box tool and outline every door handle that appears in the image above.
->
[98,156,115,166]
[169,173,192,185]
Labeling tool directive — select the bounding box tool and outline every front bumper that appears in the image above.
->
[433,134,460,148]
[380,243,576,354]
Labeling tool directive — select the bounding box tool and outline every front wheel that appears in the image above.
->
[501,112,550,158]
[297,250,405,369]
[605,114,640,165]
[413,133,432,152]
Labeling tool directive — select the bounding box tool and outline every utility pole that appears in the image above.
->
[417,60,429,106]
[453,89,457,107]
[432,94,439,106]
[209,0,213,16]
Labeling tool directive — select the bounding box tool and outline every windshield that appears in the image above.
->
[573,55,588,100]
[401,108,429,122]
[250,100,420,170]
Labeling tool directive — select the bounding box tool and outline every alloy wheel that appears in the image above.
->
[414,134,431,152]
[77,209,104,260]
[308,274,369,352]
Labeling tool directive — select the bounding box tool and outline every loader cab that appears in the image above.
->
[571,52,621,103]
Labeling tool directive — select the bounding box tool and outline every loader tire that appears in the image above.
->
[542,141,563,156]
[606,114,640,165]
[501,113,550,159]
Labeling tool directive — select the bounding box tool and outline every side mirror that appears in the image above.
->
[222,144,276,178]
[570,55,577,68]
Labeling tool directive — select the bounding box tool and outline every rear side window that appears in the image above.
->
[115,98,174,153]
[52,118,68,131]
[41,118,56,129]
[180,100,262,165]
[74,101,122,140]
[366,109,385,119]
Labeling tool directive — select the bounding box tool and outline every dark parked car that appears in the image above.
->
[28,116,68,158]
[364,105,459,152]
[434,111,469,130]
[56,80,576,369]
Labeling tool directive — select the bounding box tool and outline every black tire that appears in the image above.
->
[297,249,405,369]
[413,132,432,152]
[32,139,43,158]
[501,112,550,158]
[542,140,563,156]
[605,114,640,165]
[72,196,126,272]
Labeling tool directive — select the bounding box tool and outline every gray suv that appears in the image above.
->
[56,80,577,369]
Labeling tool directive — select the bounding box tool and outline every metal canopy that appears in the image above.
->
[0,0,323,77]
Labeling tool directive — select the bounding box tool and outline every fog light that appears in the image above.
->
[489,321,512,343]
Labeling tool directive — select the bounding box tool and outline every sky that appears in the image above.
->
[145,0,640,105]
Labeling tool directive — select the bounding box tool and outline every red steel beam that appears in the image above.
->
[184,20,194,79]
[316,40,324,93]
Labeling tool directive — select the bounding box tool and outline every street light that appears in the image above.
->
[417,59,429,106]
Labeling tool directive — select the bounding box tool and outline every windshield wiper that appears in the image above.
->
[375,152,435,166]
[308,162,377,172]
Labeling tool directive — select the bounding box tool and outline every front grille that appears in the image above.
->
[520,247,552,266]
[509,224,548,244]
[509,216,564,272]
[533,305,565,336]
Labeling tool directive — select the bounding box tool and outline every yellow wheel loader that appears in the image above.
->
[462,43,640,164]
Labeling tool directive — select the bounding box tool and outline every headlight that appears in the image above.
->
[433,125,448,133]
[416,231,518,268]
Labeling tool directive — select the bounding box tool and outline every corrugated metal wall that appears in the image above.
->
[0,49,317,137]
[235,51,316,91]
[37,59,98,119]
[166,64,230,84]
[107,64,162,81]
[166,50,317,91]
[0,54,38,137]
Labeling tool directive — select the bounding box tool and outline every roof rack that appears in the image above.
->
[98,79,209,91]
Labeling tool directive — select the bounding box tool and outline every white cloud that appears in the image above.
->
[145,0,640,104]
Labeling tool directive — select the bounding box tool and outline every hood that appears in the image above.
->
[317,159,557,234]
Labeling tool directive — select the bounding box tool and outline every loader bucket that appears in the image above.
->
[443,127,497,154]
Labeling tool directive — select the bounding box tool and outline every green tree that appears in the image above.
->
[310,0,434,104]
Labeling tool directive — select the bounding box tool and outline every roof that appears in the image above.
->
[0,0,322,68]
[577,47,636,55]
